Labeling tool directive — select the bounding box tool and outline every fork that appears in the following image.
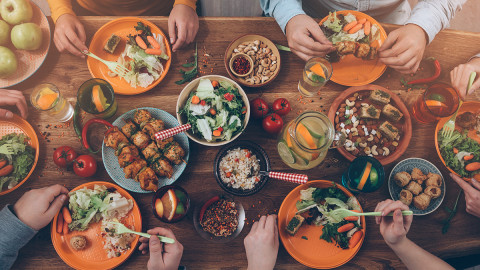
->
[329,208,413,221]
[0,144,14,155]
[441,71,477,140]
[83,51,129,77]
[107,221,175,244]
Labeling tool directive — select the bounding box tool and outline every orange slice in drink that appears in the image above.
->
[296,123,319,159]
[160,189,177,221]
[37,93,58,110]
[425,100,447,109]
[155,198,164,218]
[92,85,108,112]
[310,63,326,78]
[356,162,372,190]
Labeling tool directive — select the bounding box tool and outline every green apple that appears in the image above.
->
[0,0,33,25]
[0,46,17,78]
[11,22,42,50]
[0,20,10,45]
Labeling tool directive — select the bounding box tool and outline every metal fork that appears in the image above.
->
[0,144,14,155]
[441,71,477,140]
[83,51,129,77]
[107,221,175,244]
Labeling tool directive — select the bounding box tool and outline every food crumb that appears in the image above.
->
[301,236,308,240]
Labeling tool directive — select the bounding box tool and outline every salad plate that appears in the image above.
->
[435,101,480,180]
[278,180,365,269]
[51,181,142,270]
[319,10,387,86]
[102,107,190,193]
[87,17,171,95]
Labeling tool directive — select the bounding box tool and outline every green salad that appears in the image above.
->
[0,133,35,192]
[179,78,246,142]
[438,129,480,178]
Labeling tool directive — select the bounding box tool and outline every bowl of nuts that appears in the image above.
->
[224,34,281,87]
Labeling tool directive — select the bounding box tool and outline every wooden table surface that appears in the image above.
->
[2,17,480,269]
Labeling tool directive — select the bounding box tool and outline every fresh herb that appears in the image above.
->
[320,220,350,249]
[438,129,480,178]
[301,236,308,240]
[287,217,301,232]
[312,187,348,203]
[344,119,352,125]
[367,106,377,117]
[175,43,198,85]
[377,90,390,98]
[134,22,152,37]
[442,190,462,234]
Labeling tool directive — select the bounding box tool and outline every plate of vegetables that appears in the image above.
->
[87,17,171,95]
[176,75,250,146]
[278,180,365,269]
[0,114,38,196]
[319,10,387,86]
[435,101,480,181]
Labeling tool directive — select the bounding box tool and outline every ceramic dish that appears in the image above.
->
[102,107,189,193]
[388,158,445,215]
[214,141,271,196]
[193,194,245,243]
[0,114,39,196]
[87,17,171,95]
[51,181,142,270]
[278,180,365,269]
[318,10,387,86]
[435,101,480,180]
[327,85,412,165]
[176,75,250,146]
[224,34,281,87]
[0,0,51,88]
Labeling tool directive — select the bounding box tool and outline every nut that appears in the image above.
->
[348,97,356,101]
[350,127,358,133]
[335,116,340,123]
[374,137,380,143]
[352,107,357,113]
[367,135,374,141]
[383,147,390,156]
[340,104,346,108]
[392,141,399,146]
[345,140,356,151]
[253,40,260,46]
[364,147,371,155]
[253,76,260,84]
[358,130,365,136]
[261,76,269,83]
[371,145,378,156]
[359,142,367,148]
[353,121,359,128]
[339,108,346,113]
[346,99,355,107]
[361,103,369,107]
[270,64,277,72]
[270,55,277,61]
[258,65,264,74]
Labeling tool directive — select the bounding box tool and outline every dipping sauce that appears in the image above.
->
[232,56,251,75]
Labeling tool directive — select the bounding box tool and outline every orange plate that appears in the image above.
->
[51,181,142,270]
[87,17,171,95]
[278,180,366,269]
[0,0,51,88]
[0,114,39,196]
[319,11,387,86]
[435,101,480,180]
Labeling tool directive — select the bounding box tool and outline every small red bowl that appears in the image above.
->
[152,185,190,223]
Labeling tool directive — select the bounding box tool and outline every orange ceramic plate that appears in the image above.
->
[435,101,480,180]
[0,114,39,196]
[51,181,142,270]
[319,11,387,86]
[278,180,366,269]
[0,0,51,88]
[87,17,171,95]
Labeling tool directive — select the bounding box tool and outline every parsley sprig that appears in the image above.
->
[175,43,198,85]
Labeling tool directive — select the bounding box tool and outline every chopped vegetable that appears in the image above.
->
[175,43,198,85]
[0,133,35,192]
[343,21,357,31]
[337,223,355,233]
[191,95,200,104]
[135,36,147,50]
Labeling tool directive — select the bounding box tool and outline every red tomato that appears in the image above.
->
[272,98,291,116]
[250,98,269,119]
[53,146,78,168]
[262,113,284,134]
[73,155,97,177]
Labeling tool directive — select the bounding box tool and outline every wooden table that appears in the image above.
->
[2,17,480,269]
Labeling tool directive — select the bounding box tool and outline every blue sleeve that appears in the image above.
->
[0,205,37,270]
[406,0,466,43]
[259,0,306,33]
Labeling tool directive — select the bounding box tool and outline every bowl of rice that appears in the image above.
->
[214,141,270,196]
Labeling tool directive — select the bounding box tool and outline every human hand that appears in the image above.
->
[138,227,183,270]
[13,184,68,230]
[244,215,279,270]
[53,14,88,57]
[374,199,413,247]
[450,58,480,99]
[450,173,480,218]
[285,14,334,61]
[168,4,198,52]
[0,89,28,119]
[379,24,428,74]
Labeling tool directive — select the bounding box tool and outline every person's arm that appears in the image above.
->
[173,0,196,11]
[46,0,76,23]
[138,227,183,270]
[0,205,37,269]
[0,89,28,119]
[259,0,305,33]
[244,215,279,270]
[168,0,199,52]
[389,238,454,270]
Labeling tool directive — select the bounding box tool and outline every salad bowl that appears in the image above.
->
[176,75,250,146]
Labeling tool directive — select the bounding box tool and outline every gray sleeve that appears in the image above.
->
[0,205,37,270]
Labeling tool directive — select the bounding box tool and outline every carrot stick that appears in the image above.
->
[348,23,363,34]
[338,223,355,233]
[464,154,474,161]
[213,130,222,136]
[135,36,147,50]
[474,174,480,181]
[344,216,359,222]
[147,36,161,49]
[357,18,367,24]
[56,213,64,234]
[453,148,459,154]
[364,21,371,35]
[343,21,357,32]
[349,230,363,248]
[466,162,480,171]
[145,48,163,55]
[62,207,72,224]
[63,220,69,234]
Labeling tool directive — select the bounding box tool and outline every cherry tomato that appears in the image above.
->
[250,98,269,119]
[262,113,284,134]
[73,155,97,177]
[272,98,291,116]
[53,146,78,168]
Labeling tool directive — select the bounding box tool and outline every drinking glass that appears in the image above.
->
[411,83,460,123]
[298,57,332,97]
[77,78,118,119]
[342,156,385,193]
[30,83,74,122]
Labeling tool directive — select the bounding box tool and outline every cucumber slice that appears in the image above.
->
[278,141,296,164]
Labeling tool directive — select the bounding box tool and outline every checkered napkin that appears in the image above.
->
[154,124,192,141]
[268,171,308,184]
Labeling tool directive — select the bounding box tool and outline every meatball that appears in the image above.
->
[70,235,87,250]
[133,109,153,125]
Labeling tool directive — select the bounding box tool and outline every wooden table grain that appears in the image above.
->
[2,17,480,270]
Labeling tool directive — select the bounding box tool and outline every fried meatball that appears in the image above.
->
[142,119,165,139]
[123,159,147,179]
[164,141,185,165]
[426,173,442,187]
[424,186,442,199]
[151,157,173,178]
[121,120,138,139]
[399,189,413,206]
[118,145,140,168]
[136,167,158,191]
[104,127,130,149]
[70,235,87,250]
[406,181,422,196]
[131,131,151,149]
[133,109,153,125]
[394,171,411,187]
[354,43,370,59]
[142,142,161,162]
[156,137,174,150]
[413,193,431,210]
[411,168,427,183]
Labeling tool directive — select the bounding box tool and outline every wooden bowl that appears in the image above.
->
[224,34,281,88]
[327,84,412,165]
[176,75,250,146]
[228,53,254,77]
